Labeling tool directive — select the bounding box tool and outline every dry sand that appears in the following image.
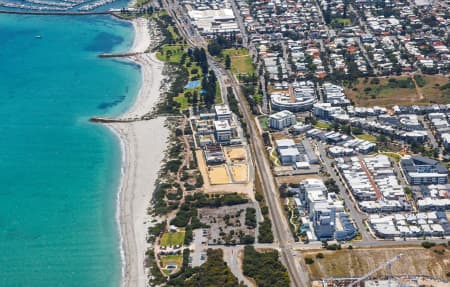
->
[103,18,168,287]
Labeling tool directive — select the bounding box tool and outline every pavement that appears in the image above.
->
[189,228,208,267]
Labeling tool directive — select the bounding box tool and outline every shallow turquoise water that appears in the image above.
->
[0,14,140,286]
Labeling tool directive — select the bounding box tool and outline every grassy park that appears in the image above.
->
[160,229,185,247]
[222,48,256,76]
[155,44,186,63]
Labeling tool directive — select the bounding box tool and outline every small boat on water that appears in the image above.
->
[35,35,42,39]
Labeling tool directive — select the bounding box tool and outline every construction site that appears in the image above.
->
[314,276,448,287]
[307,246,450,287]
[191,104,254,197]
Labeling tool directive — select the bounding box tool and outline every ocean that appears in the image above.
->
[0,14,140,286]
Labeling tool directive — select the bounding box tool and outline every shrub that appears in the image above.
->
[421,241,436,249]
[305,257,314,264]
[370,78,380,85]
[316,253,324,259]
[326,243,341,250]
[243,246,290,287]
[245,208,257,229]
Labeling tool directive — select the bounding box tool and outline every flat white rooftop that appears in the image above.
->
[214,120,231,131]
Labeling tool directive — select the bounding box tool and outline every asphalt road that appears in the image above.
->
[162,1,310,285]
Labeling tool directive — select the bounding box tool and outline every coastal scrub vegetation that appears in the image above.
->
[170,193,248,228]
[254,173,274,243]
[166,249,244,287]
[147,221,166,243]
[245,207,257,229]
[243,246,290,287]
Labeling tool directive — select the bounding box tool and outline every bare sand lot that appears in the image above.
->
[231,165,248,182]
[208,165,232,185]
[225,146,247,162]
[302,246,450,280]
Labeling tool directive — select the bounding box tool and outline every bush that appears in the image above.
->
[258,220,274,243]
[316,253,324,259]
[414,75,426,87]
[184,225,193,245]
[305,257,314,264]
[243,246,290,287]
[421,241,436,249]
[370,78,380,85]
[245,208,257,229]
[326,243,341,250]
[242,235,255,244]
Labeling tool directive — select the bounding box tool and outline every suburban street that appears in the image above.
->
[315,141,374,244]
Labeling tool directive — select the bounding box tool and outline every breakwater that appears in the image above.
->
[0,9,109,15]
[98,52,141,58]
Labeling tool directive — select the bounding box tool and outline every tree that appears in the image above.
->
[305,257,314,264]
[421,241,436,249]
[225,55,231,69]
[243,246,290,287]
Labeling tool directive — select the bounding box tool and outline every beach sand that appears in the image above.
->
[105,18,168,287]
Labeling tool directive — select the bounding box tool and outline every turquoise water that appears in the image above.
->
[0,15,140,286]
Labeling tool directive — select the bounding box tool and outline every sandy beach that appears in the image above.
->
[105,18,168,287]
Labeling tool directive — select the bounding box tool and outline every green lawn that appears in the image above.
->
[215,81,223,104]
[355,134,377,142]
[254,93,262,104]
[160,230,185,247]
[222,48,250,57]
[314,121,332,130]
[155,44,186,63]
[160,254,183,273]
[222,48,255,76]
[381,152,402,162]
[259,116,268,129]
[151,10,168,19]
[187,62,202,79]
[167,26,180,42]
[336,18,351,25]
[174,93,190,110]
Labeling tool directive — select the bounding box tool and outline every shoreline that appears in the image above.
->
[103,18,168,287]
